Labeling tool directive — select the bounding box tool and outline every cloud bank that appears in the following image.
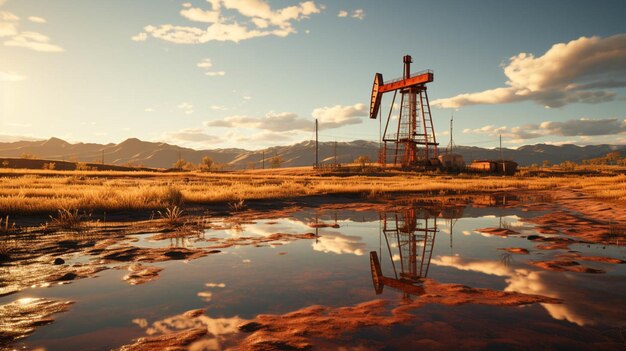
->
[463,117,626,142]
[0,10,63,52]
[134,0,323,44]
[433,34,626,108]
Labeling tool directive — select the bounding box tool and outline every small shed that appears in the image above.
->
[468,160,517,175]
[438,153,465,170]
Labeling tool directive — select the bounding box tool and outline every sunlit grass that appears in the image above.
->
[0,169,624,214]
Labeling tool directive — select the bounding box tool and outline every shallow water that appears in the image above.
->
[3,202,626,350]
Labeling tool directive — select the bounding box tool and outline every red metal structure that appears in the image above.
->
[370,55,438,167]
[370,208,438,299]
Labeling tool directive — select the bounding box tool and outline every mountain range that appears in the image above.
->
[0,137,623,169]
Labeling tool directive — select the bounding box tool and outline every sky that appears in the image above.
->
[0,0,625,150]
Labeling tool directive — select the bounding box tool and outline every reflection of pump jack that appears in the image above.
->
[370,208,438,298]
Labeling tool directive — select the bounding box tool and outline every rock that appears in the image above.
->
[53,258,65,265]
[56,272,78,281]
[239,321,265,332]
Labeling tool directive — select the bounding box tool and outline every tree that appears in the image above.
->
[172,159,187,170]
[20,153,36,159]
[75,162,94,171]
[43,162,56,170]
[1,160,9,168]
[200,156,214,171]
[606,151,621,165]
[354,155,371,170]
[182,161,196,171]
[559,160,577,171]
[542,160,551,168]
[270,155,284,168]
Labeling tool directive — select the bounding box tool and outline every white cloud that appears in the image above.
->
[4,31,64,52]
[352,9,365,20]
[0,11,19,37]
[433,34,626,109]
[0,11,18,21]
[144,107,155,112]
[177,102,194,115]
[465,117,626,141]
[1,11,63,52]
[311,103,367,129]
[131,32,147,42]
[138,0,323,44]
[206,112,311,132]
[338,9,365,20]
[207,103,366,133]
[210,105,229,111]
[0,71,26,81]
[180,7,220,23]
[197,58,226,76]
[27,16,46,23]
[162,128,221,144]
[229,130,301,143]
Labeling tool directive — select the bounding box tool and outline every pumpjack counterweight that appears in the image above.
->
[370,55,439,167]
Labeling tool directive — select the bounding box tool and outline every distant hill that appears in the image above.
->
[0,137,623,169]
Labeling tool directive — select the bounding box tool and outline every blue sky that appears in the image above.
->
[1,0,625,149]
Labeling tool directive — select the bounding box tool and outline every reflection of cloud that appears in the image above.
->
[206,282,225,288]
[432,255,626,327]
[224,218,309,238]
[197,291,213,302]
[132,318,148,328]
[313,231,366,256]
[132,309,244,350]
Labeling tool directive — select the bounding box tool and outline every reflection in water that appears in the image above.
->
[129,309,244,351]
[431,255,626,327]
[370,208,439,298]
[313,231,367,256]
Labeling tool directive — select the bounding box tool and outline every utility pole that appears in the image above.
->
[334,140,338,167]
[101,150,104,165]
[262,150,265,169]
[449,113,454,154]
[315,118,319,169]
[500,134,506,175]
[178,151,182,170]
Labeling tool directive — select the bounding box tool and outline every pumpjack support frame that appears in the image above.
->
[370,55,439,167]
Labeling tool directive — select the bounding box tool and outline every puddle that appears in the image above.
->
[2,200,625,350]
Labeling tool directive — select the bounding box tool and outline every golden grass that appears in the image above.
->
[0,169,624,214]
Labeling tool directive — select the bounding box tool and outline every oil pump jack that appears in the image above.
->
[370,207,438,299]
[370,55,439,167]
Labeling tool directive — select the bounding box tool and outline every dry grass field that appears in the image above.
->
[0,168,624,215]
